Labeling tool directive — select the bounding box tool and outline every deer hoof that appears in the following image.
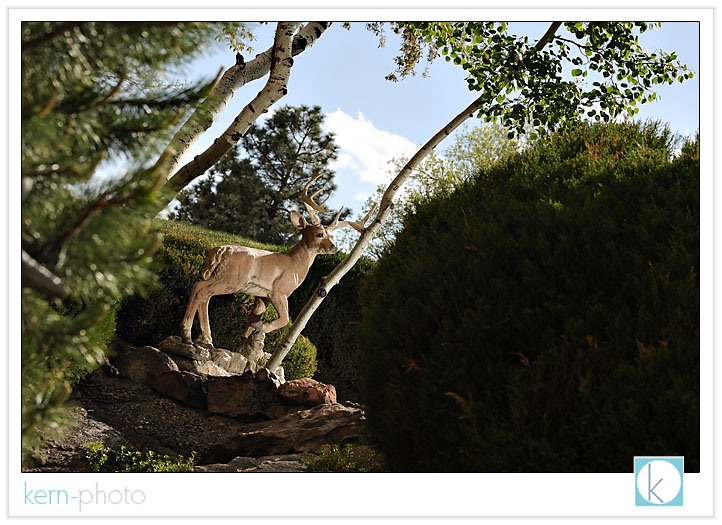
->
[181,335,193,345]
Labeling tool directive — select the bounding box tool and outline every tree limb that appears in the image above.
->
[159,22,330,186]
[266,21,564,371]
[164,22,301,194]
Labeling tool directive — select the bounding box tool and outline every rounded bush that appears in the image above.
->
[359,122,699,472]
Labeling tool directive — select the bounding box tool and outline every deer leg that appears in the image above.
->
[197,296,213,346]
[262,294,290,334]
[243,296,267,338]
[180,281,204,343]
[181,281,217,344]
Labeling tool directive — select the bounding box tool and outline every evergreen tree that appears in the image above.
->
[170,105,344,244]
[20,21,250,464]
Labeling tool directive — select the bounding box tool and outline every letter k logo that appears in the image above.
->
[647,462,664,503]
[635,457,684,506]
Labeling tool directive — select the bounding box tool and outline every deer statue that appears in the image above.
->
[180,173,376,347]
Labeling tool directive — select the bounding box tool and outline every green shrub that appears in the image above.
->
[359,122,699,473]
[301,443,386,472]
[288,253,375,401]
[115,220,317,380]
[84,441,196,473]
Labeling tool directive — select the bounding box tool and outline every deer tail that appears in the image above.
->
[200,246,232,281]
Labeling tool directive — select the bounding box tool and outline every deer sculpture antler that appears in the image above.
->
[302,172,377,232]
[301,172,333,225]
[327,203,378,233]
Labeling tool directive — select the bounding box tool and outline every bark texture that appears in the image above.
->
[163,22,327,193]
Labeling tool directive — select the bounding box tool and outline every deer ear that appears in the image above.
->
[289,210,307,230]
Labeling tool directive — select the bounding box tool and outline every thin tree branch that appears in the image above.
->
[157,22,330,187]
[164,22,301,194]
[536,22,563,51]
[266,22,564,371]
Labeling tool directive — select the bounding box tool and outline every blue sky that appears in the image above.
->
[175,21,700,218]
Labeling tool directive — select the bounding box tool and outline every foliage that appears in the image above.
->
[378,22,694,137]
[346,122,518,257]
[170,104,345,245]
[359,122,699,472]
[287,253,376,401]
[84,441,196,473]
[21,21,251,464]
[301,443,386,473]
[265,325,318,380]
[115,219,317,381]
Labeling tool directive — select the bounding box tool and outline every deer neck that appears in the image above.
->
[287,239,317,278]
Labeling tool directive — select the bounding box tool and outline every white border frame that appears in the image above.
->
[7,5,714,518]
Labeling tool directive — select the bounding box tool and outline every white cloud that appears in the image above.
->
[355,192,371,203]
[324,109,417,186]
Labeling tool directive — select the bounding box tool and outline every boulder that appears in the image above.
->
[276,377,337,407]
[203,403,363,462]
[158,336,210,361]
[114,346,178,384]
[150,371,208,410]
[206,370,281,418]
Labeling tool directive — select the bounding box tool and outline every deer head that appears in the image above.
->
[295,172,378,255]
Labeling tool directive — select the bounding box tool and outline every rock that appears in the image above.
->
[175,357,231,377]
[210,349,248,375]
[194,361,231,376]
[158,336,210,361]
[243,454,307,473]
[114,346,179,384]
[150,371,208,410]
[274,366,286,384]
[203,403,363,462]
[276,377,337,407]
[193,454,306,473]
[239,344,266,368]
[206,371,280,418]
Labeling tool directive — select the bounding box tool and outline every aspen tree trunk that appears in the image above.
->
[265,22,563,372]
[161,22,320,193]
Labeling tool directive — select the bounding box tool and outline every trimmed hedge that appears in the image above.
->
[359,122,699,472]
[115,220,317,380]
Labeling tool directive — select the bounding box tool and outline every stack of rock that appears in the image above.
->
[155,335,284,383]
[110,336,343,420]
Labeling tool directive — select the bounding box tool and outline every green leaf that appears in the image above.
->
[571,69,583,77]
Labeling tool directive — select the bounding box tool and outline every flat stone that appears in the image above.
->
[193,454,307,473]
[158,336,210,361]
[203,403,363,462]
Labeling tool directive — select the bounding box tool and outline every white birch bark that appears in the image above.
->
[161,22,329,188]
[165,22,301,194]
[265,22,563,372]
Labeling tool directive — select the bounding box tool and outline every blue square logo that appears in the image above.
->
[634,457,684,506]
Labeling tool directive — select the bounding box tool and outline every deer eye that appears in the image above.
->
[315,233,324,238]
